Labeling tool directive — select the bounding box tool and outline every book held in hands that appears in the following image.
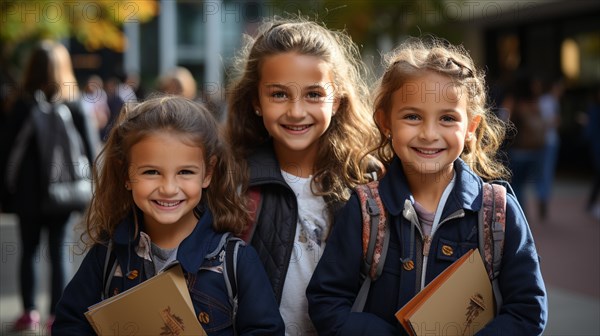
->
[395,249,494,336]
[85,263,206,336]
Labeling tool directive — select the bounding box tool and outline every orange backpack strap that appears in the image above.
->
[240,186,262,243]
[352,180,389,312]
[479,182,507,314]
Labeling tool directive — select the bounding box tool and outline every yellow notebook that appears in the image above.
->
[85,264,206,336]
[395,249,494,336]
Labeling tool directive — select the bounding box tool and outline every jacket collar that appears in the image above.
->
[112,209,223,273]
[379,156,483,217]
[247,141,288,187]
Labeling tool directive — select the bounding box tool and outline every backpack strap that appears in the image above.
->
[351,180,389,312]
[223,235,243,335]
[478,182,507,315]
[102,240,118,300]
[4,116,34,193]
[240,186,262,243]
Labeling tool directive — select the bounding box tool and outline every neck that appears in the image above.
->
[405,167,454,213]
[143,217,197,249]
[273,144,317,178]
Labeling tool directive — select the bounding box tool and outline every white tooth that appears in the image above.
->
[157,200,178,207]
[287,125,308,131]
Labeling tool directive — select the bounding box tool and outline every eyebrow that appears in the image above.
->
[396,106,462,114]
[133,164,201,170]
[264,83,328,90]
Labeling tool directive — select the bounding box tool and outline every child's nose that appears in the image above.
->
[159,177,179,194]
[287,100,306,119]
[419,122,439,141]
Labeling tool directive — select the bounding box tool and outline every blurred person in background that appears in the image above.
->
[505,73,546,218]
[585,85,600,220]
[100,72,138,141]
[0,40,100,333]
[81,74,110,138]
[536,78,564,220]
[157,66,198,100]
[157,66,226,122]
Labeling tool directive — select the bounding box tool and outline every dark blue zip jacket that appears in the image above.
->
[53,210,284,335]
[307,157,547,335]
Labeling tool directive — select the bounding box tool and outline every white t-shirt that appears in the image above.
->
[280,171,330,336]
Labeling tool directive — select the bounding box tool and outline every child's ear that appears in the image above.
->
[374,109,391,137]
[468,114,482,135]
[202,156,217,188]
[252,100,261,115]
[332,95,341,115]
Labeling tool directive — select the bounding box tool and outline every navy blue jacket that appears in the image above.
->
[53,210,284,335]
[307,157,547,335]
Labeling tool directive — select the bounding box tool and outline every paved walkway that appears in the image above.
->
[0,177,598,335]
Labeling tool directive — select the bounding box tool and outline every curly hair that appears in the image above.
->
[225,16,379,204]
[373,37,510,181]
[84,95,247,247]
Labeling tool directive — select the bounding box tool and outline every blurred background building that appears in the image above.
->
[3,0,598,171]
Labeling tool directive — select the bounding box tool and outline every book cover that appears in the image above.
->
[395,249,494,336]
[85,264,206,336]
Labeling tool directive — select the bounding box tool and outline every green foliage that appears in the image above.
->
[1,0,158,51]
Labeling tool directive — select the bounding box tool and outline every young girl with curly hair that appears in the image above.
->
[225,17,380,334]
[307,37,547,335]
[54,96,284,335]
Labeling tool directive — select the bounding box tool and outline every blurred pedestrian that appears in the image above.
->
[81,74,110,137]
[100,72,137,141]
[157,66,198,100]
[157,66,226,122]
[585,86,600,220]
[506,74,546,217]
[536,78,564,220]
[0,40,99,333]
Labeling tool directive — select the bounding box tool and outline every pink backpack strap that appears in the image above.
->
[480,183,507,279]
[355,180,388,280]
[240,186,262,243]
[479,182,507,314]
[352,180,389,312]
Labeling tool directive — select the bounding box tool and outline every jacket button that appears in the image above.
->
[198,311,210,324]
[442,245,454,256]
[126,269,139,280]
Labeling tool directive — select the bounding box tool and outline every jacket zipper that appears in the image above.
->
[419,209,465,289]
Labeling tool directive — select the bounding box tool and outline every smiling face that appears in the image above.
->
[376,71,479,183]
[127,131,213,239]
[255,52,339,176]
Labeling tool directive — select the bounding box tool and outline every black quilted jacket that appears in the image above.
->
[246,143,299,304]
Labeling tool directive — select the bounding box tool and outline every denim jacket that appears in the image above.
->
[54,210,284,335]
[307,157,547,335]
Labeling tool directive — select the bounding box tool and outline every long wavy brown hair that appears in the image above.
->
[84,95,247,247]
[225,17,379,205]
[373,37,510,180]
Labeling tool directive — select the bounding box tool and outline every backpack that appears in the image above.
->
[350,180,507,314]
[4,91,92,214]
[101,234,244,335]
[240,186,263,242]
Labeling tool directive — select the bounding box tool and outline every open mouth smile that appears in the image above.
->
[154,200,183,207]
[414,148,443,155]
[282,124,312,131]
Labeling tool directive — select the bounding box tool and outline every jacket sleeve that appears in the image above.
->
[236,244,285,335]
[476,193,548,335]
[307,194,398,336]
[53,244,108,335]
